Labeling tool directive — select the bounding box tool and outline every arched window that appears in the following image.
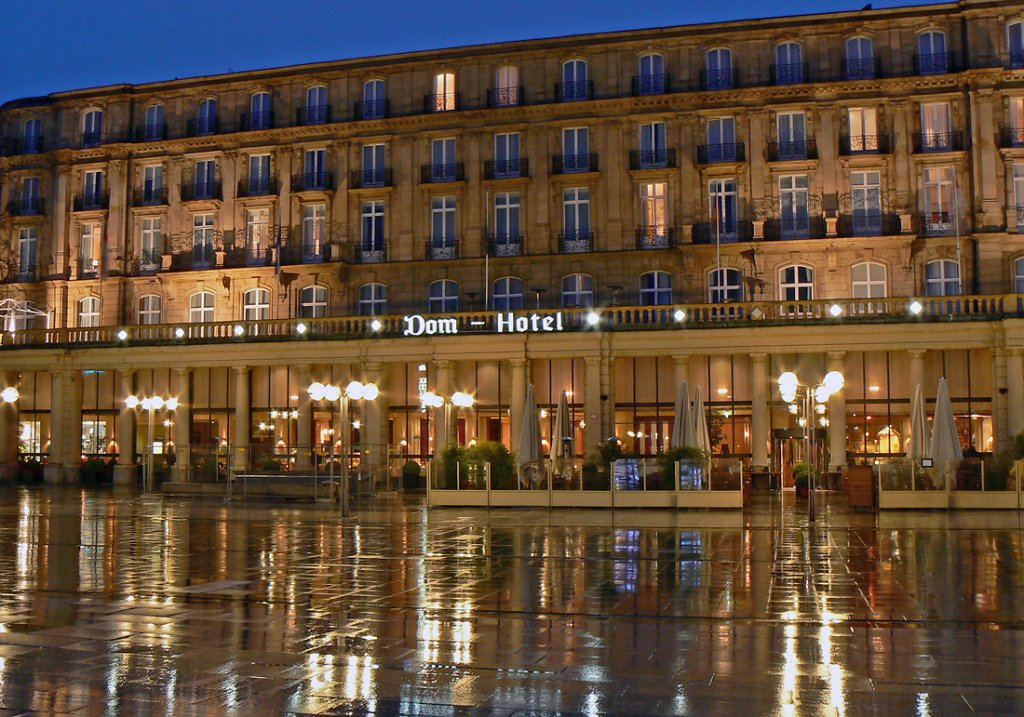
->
[429,279,458,313]
[143,104,165,140]
[243,288,270,320]
[431,72,456,111]
[774,42,803,84]
[779,265,814,301]
[189,291,214,323]
[81,108,103,147]
[925,259,960,296]
[560,60,589,101]
[851,262,887,298]
[705,48,733,90]
[561,274,593,308]
[1014,257,1024,292]
[358,283,387,316]
[492,277,523,311]
[493,66,520,106]
[78,297,100,328]
[249,92,271,129]
[304,85,328,124]
[1010,21,1024,68]
[709,268,743,303]
[196,98,217,135]
[298,286,328,318]
[917,31,948,74]
[138,295,162,325]
[636,53,665,94]
[361,79,386,119]
[845,36,875,79]
[639,271,672,305]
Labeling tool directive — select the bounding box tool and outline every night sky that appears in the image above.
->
[1,0,925,102]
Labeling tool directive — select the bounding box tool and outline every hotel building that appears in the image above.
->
[1,0,1024,486]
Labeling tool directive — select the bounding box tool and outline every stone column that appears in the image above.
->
[174,367,191,482]
[673,354,690,389]
[510,358,527,452]
[584,356,602,456]
[295,365,313,470]
[601,353,616,442]
[908,349,926,397]
[828,351,847,471]
[364,362,387,485]
[1007,348,1024,441]
[434,359,453,452]
[233,366,250,474]
[750,353,770,470]
[45,369,83,484]
[114,369,136,485]
[0,371,19,481]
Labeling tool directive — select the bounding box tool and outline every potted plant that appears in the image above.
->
[658,446,709,490]
[466,441,516,489]
[793,461,817,498]
[401,459,422,490]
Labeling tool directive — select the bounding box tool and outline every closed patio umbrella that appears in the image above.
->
[670,380,691,449]
[929,377,962,463]
[908,383,929,461]
[517,383,543,484]
[692,385,712,454]
[551,390,575,476]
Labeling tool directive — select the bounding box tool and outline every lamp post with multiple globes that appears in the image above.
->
[124,393,179,492]
[308,380,379,516]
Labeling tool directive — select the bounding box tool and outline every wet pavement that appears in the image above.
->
[0,489,1020,715]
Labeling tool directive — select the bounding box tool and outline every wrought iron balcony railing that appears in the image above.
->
[837,212,902,237]
[6,198,44,216]
[770,62,808,85]
[73,192,109,211]
[240,111,273,131]
[186,117,220,137]
[840,134,890,155]
[632,73,669,95]
[138,249,162,275]
[181,181,222,202]
[768,139,818,161]
[921,211,953,235]
[350,168,393,188]
[132,187,168,206]
[555,81,593,102]
[552,153,598,174]
[427,239,460,260]
[291,172,334,192]
[138,123,167,141]
[420,163,464,183]
[484,158,528,179]
[237,176,278,197]
[298,104,331,125]
[913,131,964,153]
[487,87,523,107]
[190,243,216,269]
[764,216,827,240]
[424,93,459,112]
[357,245,386,264]
[697,143,745,164]
[700,68,738,90]
[5,135,43,155]
[635,226,674,249]
[914,52,955,75]
[842,57,881,80]
[354,99,388,120]
[629,148,676,170]
[999,125,1024,148]
[692,220,755,244]
[1012,51,1024,70]
[280,242,328,265]
[487,235,523,256]
[225,245,272,267]
[558,232,594,253]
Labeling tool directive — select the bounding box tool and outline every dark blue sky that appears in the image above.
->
[0,0,923,102]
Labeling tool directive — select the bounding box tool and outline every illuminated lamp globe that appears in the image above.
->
[822,370,845,395]
[362,383,380,401]
[1,387,19,403]
[814,385,831,404]
[308,382,326,401]
[165,397,179,411]
[324,384,342,402]
[778,371,799,394]
[150,396,165,410]
[452,391,474,408]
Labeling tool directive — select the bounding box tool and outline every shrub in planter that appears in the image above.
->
[17,459,43,483]
[984,451,1013,491]
[466,441,516,489]
[81,457,107,484]
[440,444,468,488]
[793,461,817,496]
[260,457,283,473]
[658,446,708,489]
[401,460,422,490]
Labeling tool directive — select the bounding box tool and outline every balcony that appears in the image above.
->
[6,198,44,216]
[14,262,37,283]
[180,181,222,202]
[291,171,334,192]
[420,163,464,183]
[350,168,393,189]
[237,176,278,197]
[297,104,331,125]
[559,232,593,253]
[280,242,328,265]
[138,249,162,275]
[186,117,220,137]
[424,93,459,113]
[999,125,1024,148]
[921,211,953,235]
[629,148,676,170]
[632,74,669,95]
[484,158,528,179]
[768,139,818,161]
[354,99,388,120]
[357,245,386,264]
[132,186,168,207]
[837,212,901,237]
[190,243,216,270]
[488,235,523,256]
[700,68,738,90]
[80,131,104,149]
[770,62,807,85]
[555,81,593,102]
[839,134,890,155]
[913,131,964,153]
[487,87,523,107]
[427,239,459,260]
[552,153,598,174]
[73,192,109,211]
[225,245,272,267]
[764,216,826,240]
[914,52,955,75]
[137,123,167,141]
[842,57,881,80]
[78,259,99,279]
[240,111,273,131]
[635,226,674,249]
[692,220,755,244]
[697,143,746,164]
[1017,206,1024,228]
[5,135,43,155]
[1012,51,1024,70]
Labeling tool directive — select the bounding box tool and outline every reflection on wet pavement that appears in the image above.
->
[0,489,1020,715]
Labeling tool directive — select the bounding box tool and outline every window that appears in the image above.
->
[247,153,271,193]
[196,98,217,134]
[243,288,270,320]
[299,286,328,318]
[637,53,665,94]
[143,104,164,140]
[776,111,807,159]
[22,118,41,152]
[82,109,103,147]
[493,66,520,106]
[492,277,524,310]
[194,159,216,198]
[138,295,162,325]
[918,31,948,74]
[709,268,743,303]
[430,137,457,181]
[1010,98,1024,147]
[1014,165,1024,228]
[561,127,590,172]
[493,132,520,177]
[249,92,271,129]
[19,176,39,214]
[190,291,214,323]
[561,274,593,307]
[779,175,809,237]
[925,259,960,296]
[639,183,668,245]
[302,204,326,257]
[923,166,955,233]
[561,60,589,101]
[432,72,456,111]
[80,223,101,274]
[562,188,591,247]
[708,179,739,240]
[362,144,386,185]
[192,213,215,267]
[705,48,733,89]
[362,79,386,118]
[845,37,875,79]
[779,265,814,301]
[774,42,803,84]
[245,208,270,258]
[851,171,882,234]
[304,85,328,123]
[848,107,878,152]
[851,262,887,298]
[638,121,667,167]
[17,228,38,277]
[78,297,100,328]
[358,283,387,316]
[493,192,521,248]
[429,280,458,312]
[1015,257,1024,292]
[83,169,103,205]
[142,164,163,203]
[361,201,385,258]
[920,102,952,151]
[431,196,457,256]
[302,148,326,188]
[1010,21,1024,68]
[140,217,162,270]
[639,271,672,305]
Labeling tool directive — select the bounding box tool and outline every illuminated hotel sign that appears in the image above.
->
[402,312,566,337]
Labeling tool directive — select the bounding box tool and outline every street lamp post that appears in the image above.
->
[778,370,844,522]
[124,393,179,492]
[421,390,475,485]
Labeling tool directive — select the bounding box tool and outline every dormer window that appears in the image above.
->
[82,109,103,148]
[491,66,521,107]
[917,31,949,74]
[196,98,217,135]
[635,53,666,95]
[249,92,272,130]
[845,37,876,80]
[143,104,165,141]
[303,85,329,124]
[773,42,803,84]
[360,79,387,119]
[559,60,590,101]
[430,72,456,112]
